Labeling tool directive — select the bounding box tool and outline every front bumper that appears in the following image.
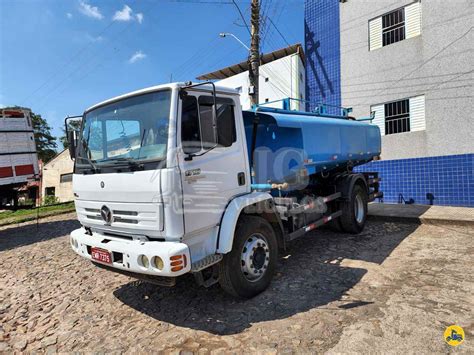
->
[70,228,191,277]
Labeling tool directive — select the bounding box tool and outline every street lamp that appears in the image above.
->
[219,32,250,51]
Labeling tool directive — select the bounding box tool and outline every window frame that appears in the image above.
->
[60,173,73,183]
[381,7,406,47]
[179,93,237,155]
[384,99,410,135]
[368,1,421,51]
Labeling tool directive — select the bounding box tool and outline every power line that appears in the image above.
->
[267,17,290,47]
[231,0,250,35]
[20,21,117,106]
[373,26,473,99]
[33,1,161,109]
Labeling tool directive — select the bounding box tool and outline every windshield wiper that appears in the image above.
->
[77,153,100,174]
[107,157,144,170]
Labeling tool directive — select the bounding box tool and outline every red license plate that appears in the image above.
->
[91,247,112,264]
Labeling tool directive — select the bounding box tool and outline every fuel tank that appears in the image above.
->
[243,110,381,184]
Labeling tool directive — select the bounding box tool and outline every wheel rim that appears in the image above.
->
[354,193,365,224]
[240,233,270,282]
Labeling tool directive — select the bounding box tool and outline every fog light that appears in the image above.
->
[140,255,149,268]
[152,256,164,270]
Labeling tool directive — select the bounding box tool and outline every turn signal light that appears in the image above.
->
[169,254,187,272]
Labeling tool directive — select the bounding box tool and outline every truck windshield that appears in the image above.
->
[76,90,171,172]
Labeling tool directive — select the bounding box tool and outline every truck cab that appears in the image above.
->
[68,82,382,298]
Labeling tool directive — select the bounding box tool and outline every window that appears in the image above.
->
[384,99,410,135]
[181,96,201,154]
[382,8,405,46]
[181,96,236,154]
[45,187,55,196]
[198,98,217,148]
[198,96,236,148]
[77,90,171,170]
[106,120,140,158]
[215,102,236,147]
[371,95,425,136]
[60,173,73,183]
[369,2,421,51]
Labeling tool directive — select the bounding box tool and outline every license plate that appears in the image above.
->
[91,247,112,264]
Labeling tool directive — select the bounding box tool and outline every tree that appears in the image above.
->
[5,106,58,163]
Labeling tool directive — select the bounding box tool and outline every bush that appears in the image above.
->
[18,198,35,207]
[43,195,59,206]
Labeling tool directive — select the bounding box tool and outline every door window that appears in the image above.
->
[181,96,201,154]
[181,95,237,153]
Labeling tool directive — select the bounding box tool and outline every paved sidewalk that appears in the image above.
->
[368,203,474,226]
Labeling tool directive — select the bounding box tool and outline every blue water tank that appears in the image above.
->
[243,111,381,184]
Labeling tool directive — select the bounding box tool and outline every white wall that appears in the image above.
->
[217,53,306,111]
[340,0,473,160]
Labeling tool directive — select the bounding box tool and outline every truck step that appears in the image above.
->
[191,254,223,272]
[286,210,343,241]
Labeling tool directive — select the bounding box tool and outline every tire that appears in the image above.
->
[327,216,343,232]
[219,215,278,298]
[327,201,344,232]
[339,183,368,234]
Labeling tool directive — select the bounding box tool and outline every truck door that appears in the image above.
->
[178,93,248,238]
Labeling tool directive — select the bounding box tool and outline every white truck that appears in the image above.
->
[0,108,39,207]
[67,82,382,298]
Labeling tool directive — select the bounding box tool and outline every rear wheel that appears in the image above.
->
[219,216,278,298]
[340,183,368,234]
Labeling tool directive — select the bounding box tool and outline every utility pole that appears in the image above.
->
[248,0,260,107]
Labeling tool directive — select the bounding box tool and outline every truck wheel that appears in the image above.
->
[219,216,278,298]
[340,183,368,234]
[327,201,343,232]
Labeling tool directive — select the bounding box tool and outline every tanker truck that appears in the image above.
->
[66,82,382,298]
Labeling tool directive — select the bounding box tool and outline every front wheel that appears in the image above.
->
[219,216,278,298]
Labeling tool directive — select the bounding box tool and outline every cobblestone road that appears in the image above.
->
[1,213,472,353]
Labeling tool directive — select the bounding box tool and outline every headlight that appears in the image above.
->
[140,255,149,268]
[152,256,164,270]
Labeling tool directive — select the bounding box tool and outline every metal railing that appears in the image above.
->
[385,116,410,135]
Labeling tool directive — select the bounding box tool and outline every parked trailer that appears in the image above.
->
[68,82,382,298]
[0,109,39,207]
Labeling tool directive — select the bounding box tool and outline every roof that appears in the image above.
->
[197,43,305,81]
[43,149,70,167]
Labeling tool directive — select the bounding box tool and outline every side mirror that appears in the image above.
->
[64,115,83,160]
[67,129,78,160]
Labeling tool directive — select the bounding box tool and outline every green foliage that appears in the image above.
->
[4,106,58,163]
[18,198,35,207]
[43,195,59,206]
[0,201,75,226]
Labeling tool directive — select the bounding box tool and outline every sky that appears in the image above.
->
[0,0,304,148]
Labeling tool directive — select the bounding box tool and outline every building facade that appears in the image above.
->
[305,0,473,206]
[197,44,306,110]
[42,149,74,203]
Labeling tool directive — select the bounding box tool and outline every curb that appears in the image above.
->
[368,214,474,227]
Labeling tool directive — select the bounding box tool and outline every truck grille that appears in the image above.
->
[76,201,164,233]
